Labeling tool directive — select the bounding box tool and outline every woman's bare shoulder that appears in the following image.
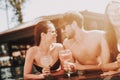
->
[26,46,38,55]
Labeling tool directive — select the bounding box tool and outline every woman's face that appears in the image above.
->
[46,24,57,43]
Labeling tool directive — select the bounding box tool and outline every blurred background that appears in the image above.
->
[0,0,120,80]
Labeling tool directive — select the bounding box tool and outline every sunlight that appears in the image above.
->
[0,0,111,32]
[23,0,111,22]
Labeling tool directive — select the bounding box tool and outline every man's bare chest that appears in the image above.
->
[68,43,100,64]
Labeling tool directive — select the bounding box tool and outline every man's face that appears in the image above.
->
[61,23,75,39]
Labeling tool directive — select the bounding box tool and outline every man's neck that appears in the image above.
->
[74,28,87,42]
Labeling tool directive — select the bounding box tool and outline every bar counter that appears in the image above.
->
[42,70,120,80]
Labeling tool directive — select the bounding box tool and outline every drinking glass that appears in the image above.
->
[40,55,53,75]
[59,50,73,78]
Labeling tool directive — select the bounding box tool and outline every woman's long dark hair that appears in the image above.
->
[34,21,51,46]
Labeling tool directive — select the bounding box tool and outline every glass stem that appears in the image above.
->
[68,73,71,78]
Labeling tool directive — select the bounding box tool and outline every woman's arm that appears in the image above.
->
[50,67,65,76]
[24,47,45,79]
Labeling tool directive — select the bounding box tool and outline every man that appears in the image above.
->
[58,11,120,72]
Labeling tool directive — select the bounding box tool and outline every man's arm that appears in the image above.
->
[100,34,120,71]
[74,61,101,71]
[74,34,110,71]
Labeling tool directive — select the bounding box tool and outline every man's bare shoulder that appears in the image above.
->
[89,30,106,37]
[90,30,105,33]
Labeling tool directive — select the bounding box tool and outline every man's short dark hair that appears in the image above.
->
[58,11,84,29]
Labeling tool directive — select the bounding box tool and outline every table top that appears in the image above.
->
[44,70,120,80]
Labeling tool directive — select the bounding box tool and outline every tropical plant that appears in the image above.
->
[0,0,27,24]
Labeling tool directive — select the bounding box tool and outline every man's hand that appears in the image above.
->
[101,70,119,76]
[116,53,120,67]
[63,61,76,72]
[116,54,120,63]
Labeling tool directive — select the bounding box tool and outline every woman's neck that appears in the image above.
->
[39,40,51,54]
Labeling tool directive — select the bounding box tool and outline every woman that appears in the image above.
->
[24,21,64,79]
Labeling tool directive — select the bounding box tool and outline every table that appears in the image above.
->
[44,70,120,80]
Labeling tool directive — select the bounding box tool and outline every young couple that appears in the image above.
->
[24,11,120,79]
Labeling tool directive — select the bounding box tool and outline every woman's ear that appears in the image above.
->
[41,32,45,38]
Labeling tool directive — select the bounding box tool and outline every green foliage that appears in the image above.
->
[9,0,26,23]
[0,0,27,24]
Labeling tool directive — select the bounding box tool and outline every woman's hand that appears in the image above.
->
[38,73,46,79]
[42,67,51,75]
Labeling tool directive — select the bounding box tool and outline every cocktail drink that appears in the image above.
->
[59,50,73,78]
[40,55,53,75]
[59,50,72,62]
